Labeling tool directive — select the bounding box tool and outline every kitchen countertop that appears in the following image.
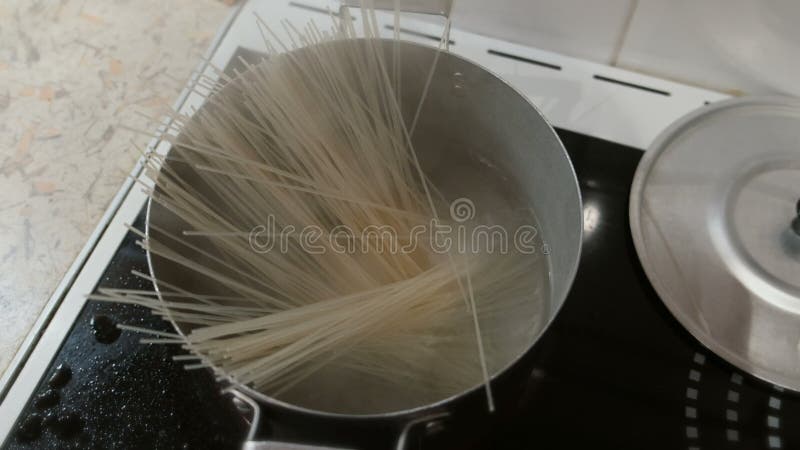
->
[0,0,232,378]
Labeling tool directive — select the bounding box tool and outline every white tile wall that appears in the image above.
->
[446,0,800,96]
[446,0,636,64]
[617,0,800,96]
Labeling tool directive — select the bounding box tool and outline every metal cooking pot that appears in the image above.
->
[146,39,583,449]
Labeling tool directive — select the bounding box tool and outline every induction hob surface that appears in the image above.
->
[3,125,797,450]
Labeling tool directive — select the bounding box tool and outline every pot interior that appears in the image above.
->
[147,40,582,415]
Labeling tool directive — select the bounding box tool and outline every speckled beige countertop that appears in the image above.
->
[0,0,233,377]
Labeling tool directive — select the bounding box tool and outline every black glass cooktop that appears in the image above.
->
[3,126,798,450]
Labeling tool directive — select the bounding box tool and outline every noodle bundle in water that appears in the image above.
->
[93,4,550,415]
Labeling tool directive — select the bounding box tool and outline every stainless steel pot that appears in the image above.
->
[146,39,583,449]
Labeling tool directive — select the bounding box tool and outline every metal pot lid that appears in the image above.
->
[630,96,800,390]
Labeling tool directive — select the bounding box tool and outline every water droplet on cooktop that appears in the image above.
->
[91,314,121,344]
[48,363,72,388]
[15,413,42,442]
[48,410,83,439]
[34,389,60,410]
